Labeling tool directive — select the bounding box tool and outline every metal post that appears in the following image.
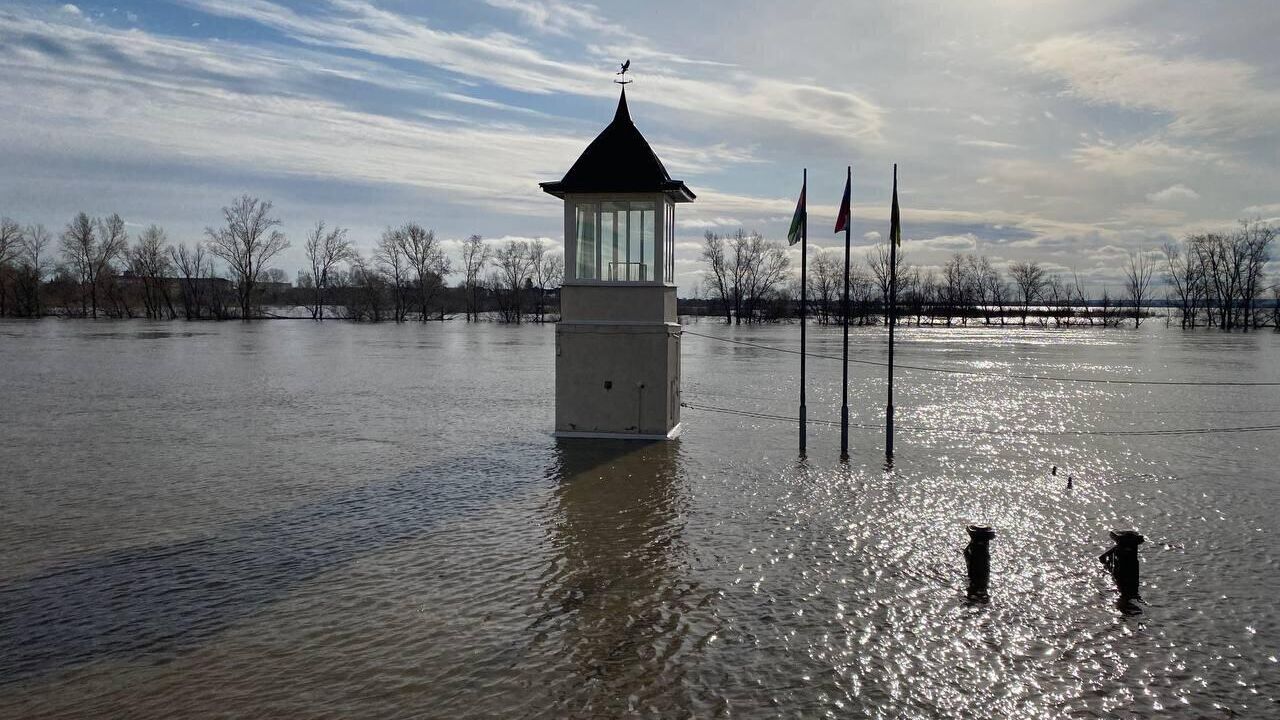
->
[1099,529,1144,611]
[799,168,807,457]
[964,525,995,602]
[840,166,851,461]
[886,164,898,460]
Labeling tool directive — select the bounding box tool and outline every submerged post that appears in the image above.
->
[797,169,808,456]
[837,166,852,460]
[886,164,900,460]
[964,525,995,601]
[1099,529,1144,607]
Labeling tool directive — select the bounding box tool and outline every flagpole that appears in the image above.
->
[799,168,807,457]
[887,163,898,460]
[840,165,851,461]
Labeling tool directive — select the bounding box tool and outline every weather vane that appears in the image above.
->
[614,58,631,85]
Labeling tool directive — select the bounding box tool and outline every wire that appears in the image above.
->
[682,330,1280,387]
[680,401,1280,436]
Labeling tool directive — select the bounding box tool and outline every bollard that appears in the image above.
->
[964,525,996,602]
[1099,529,1144,606]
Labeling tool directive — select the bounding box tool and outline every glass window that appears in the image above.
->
[600,202,628,280]
[665,200,675,284]
[575,203,597,280]
[626,203,655,282]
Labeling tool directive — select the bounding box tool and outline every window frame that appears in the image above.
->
[563,193,672,286]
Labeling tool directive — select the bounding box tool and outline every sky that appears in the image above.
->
[2,0,1278,295]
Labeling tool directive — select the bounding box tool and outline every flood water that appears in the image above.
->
[1,318,1278,718]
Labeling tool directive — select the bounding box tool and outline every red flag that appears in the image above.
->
[833,171,851,234]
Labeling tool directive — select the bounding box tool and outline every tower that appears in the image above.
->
[541,87,694,439]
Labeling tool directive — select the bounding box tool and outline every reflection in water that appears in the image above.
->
[531,439,697,717]
[2,321,1278,718]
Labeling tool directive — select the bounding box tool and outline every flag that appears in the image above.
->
[889,165,901,247]
[787,181,806,246]
[834,172,851,234]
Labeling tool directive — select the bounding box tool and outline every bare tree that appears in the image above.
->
[738,232,790,323]
[345,250,387,322]
[461,234,491,322]
[59,212,128,318]
[698,229,788,324]
[809,249,840,325]
[1162,240,1201,328]
[867,242,909,325]
[1123,249,1155,327]
[376,227,410,322]
[96,214,131,318]
[169,243,212,320]
[204,195,288,320]
[491,239,534,323]
[1238,219,1274,331]
[305,220,352,321]
[13,224,51,317]
[128,225,174,319]
[700,230,733,323]
[1071,269,1093,327]
[529,241,563,322]
[0,217,22,317]
[1008,260,1046,327]
[398,223,449,321]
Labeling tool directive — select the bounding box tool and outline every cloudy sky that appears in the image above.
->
[2,0,1278,293]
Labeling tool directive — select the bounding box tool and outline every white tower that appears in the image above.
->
[541,88,694,439]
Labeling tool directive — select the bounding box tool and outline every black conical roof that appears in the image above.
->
[540,88,694,202]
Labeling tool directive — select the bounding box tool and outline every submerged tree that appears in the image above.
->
[1123,249,1155,328]
[398,223,449,321]
[58,212,128,318]
[376,227,410,322]
[1008,260,1046,327]
[10,223,51,317]
[205,196,288,320]
[491,239,534,323]
[0,217,20,317]
[461,234,491,322]
[128,225,174,319]
[305,220,352,321]
[699,229,789,324]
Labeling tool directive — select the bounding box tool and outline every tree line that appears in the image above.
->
[0,195,564,323]
[695,219,1276,330]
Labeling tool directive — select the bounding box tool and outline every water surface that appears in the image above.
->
[1,319,1277,718]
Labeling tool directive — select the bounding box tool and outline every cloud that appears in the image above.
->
[1071,139,1220,177]
[1146,183,1199,203]
[177,0,885,146]
[1026,32,1280,139]
[677,217,741,229]
[60,4,81,16]
[915,233,979,252]
[958,138,1020,150]
[483,0,616,38]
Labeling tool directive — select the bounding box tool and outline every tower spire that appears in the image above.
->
[614,85,630,122]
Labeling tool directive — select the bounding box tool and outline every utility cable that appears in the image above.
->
[682,329,1280,387]
[680,401,1280,436]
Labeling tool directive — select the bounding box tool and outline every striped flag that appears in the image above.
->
[890,165,901,247]
[834,173,851,234]
[787,181,806,246]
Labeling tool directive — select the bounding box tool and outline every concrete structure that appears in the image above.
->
[541,88,694,440]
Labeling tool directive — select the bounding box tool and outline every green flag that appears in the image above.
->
[787,182,806,246]
[890,166,901,247]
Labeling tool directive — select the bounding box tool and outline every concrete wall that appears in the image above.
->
[560,284,676,324]
[555,321,680,437]
[556,284,681,439]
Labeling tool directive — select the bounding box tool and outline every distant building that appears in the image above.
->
[541,87,694,439]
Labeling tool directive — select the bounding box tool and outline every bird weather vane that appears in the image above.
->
[614,59,632,84]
